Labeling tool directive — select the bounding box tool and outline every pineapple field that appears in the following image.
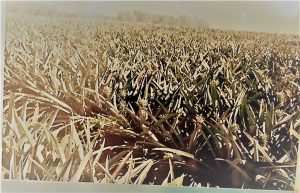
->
[2,14,300,190]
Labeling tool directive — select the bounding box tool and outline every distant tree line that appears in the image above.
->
[115,11,209,28]
[7,2,65,18]
[7,3,209,28]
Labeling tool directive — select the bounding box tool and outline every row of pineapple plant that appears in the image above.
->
[2,14,299,190]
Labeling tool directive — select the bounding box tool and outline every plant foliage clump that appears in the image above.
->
[2,15,300,190]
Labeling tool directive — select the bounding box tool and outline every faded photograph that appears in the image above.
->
[2,1,299,190]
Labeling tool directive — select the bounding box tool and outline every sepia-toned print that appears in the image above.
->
[2,1,299,190]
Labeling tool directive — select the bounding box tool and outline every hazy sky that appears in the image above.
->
[8,1,300,34]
